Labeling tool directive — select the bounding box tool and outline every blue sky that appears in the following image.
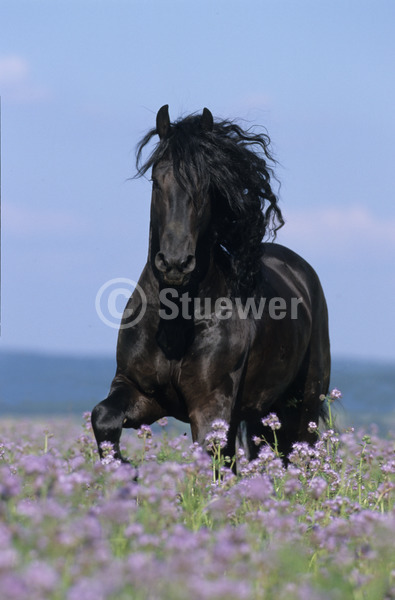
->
[1,0,395,361]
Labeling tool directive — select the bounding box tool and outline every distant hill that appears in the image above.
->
[1,350,394,434]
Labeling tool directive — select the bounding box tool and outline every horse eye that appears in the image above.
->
[151,178,160,190]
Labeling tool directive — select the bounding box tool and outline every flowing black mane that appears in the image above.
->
[135,111,284,295]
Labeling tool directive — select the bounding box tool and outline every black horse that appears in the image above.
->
[91,105,330,462]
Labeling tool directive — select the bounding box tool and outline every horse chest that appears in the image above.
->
[130,319,247,405]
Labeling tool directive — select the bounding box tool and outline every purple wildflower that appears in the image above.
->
[261,412,282,430]
[137,424,153,439]
[205,419,229,451]
[82,411,92,432]
[23,561,59,594]
[99,441,121,466]
[308,477,328,499]
[329,387,342,400]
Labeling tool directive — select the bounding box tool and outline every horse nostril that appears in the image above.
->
[181,255,196,274]
[155,252,196,277]
[154,252,168,272]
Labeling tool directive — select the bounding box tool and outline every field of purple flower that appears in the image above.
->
[1,397,394,600]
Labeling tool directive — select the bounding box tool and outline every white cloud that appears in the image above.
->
[0,56,28,85]
[225,93,274,123]
[277,205,395,258]
[0,55,50,103]
[4,204,89,238]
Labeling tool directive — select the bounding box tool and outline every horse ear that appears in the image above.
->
[201,107,214,132]
[156,104,170,139]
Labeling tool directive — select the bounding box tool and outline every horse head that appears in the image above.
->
[136,104,284,295]
[150,105,214,288]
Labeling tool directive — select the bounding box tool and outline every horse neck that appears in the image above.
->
[195,247,230,299]
[146,239,230,360]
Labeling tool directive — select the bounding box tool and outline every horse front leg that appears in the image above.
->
[91,381,166,462]
[188,394,238,467]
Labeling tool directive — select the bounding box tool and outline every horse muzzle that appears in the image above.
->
[154,252,196,286]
